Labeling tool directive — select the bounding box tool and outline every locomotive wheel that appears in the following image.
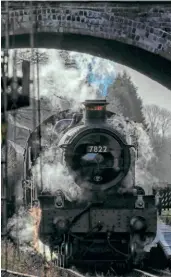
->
[129,241,146,269]
[57,253,69,268]
[59,241,72,268]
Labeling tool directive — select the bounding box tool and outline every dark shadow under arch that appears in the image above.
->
[1,32,171,90]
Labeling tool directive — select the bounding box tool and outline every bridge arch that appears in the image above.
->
[1,1,171,89]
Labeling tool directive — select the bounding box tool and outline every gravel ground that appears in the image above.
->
[1,240,59,277]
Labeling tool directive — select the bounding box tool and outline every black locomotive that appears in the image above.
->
[23,100,157,270]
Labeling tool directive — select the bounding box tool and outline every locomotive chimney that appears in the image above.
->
[82,99,108,124]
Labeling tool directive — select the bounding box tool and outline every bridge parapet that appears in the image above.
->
[1,1,171,61]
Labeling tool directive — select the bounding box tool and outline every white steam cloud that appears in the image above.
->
[32,147,92,202]
[8,49,99,111]
[7,207,57,261]
[110,114,158,194]
[38,50,98,111]
[69,52,116,80]
[7,207,34,246]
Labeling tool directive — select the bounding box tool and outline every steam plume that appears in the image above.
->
[110,114,158,194]
[31,147,92,202]
[69,52,116,96]
[38,51,98,110]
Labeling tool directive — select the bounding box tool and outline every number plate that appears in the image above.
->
[87,145,108,153]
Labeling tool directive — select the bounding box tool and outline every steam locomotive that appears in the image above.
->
[23,100,157,270]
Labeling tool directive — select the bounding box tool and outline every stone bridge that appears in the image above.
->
[1,1,171,89]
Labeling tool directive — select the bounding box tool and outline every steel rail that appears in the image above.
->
[1,268,85,277]
[1,269,38,277]
[58,267,171,277]
[58,267,86,277]
[133,268,171,277]
[2,266,170,277]
[146,268,171,277]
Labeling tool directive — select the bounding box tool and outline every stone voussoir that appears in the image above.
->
[1,1,171,61]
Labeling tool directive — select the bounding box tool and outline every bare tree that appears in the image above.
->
[143,104,171,138]
[143,105,171,183]
[15,49,49,65]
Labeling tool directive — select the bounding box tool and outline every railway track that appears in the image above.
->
[1,267,170,277]
[147,267,171,276]
[59,267,171,277]
[1,269,38,277]
[133,268,171,277]
[58,268,86,277]
[1,268,85,277]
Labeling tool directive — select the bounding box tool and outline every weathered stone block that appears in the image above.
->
[1,1,171,64]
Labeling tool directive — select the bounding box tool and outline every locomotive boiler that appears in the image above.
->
[23,100,157,270]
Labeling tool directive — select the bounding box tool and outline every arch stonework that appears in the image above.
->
[1,1,171,89]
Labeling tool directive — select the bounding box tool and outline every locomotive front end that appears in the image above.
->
[36,100,157,270]
[58,100,131,192]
